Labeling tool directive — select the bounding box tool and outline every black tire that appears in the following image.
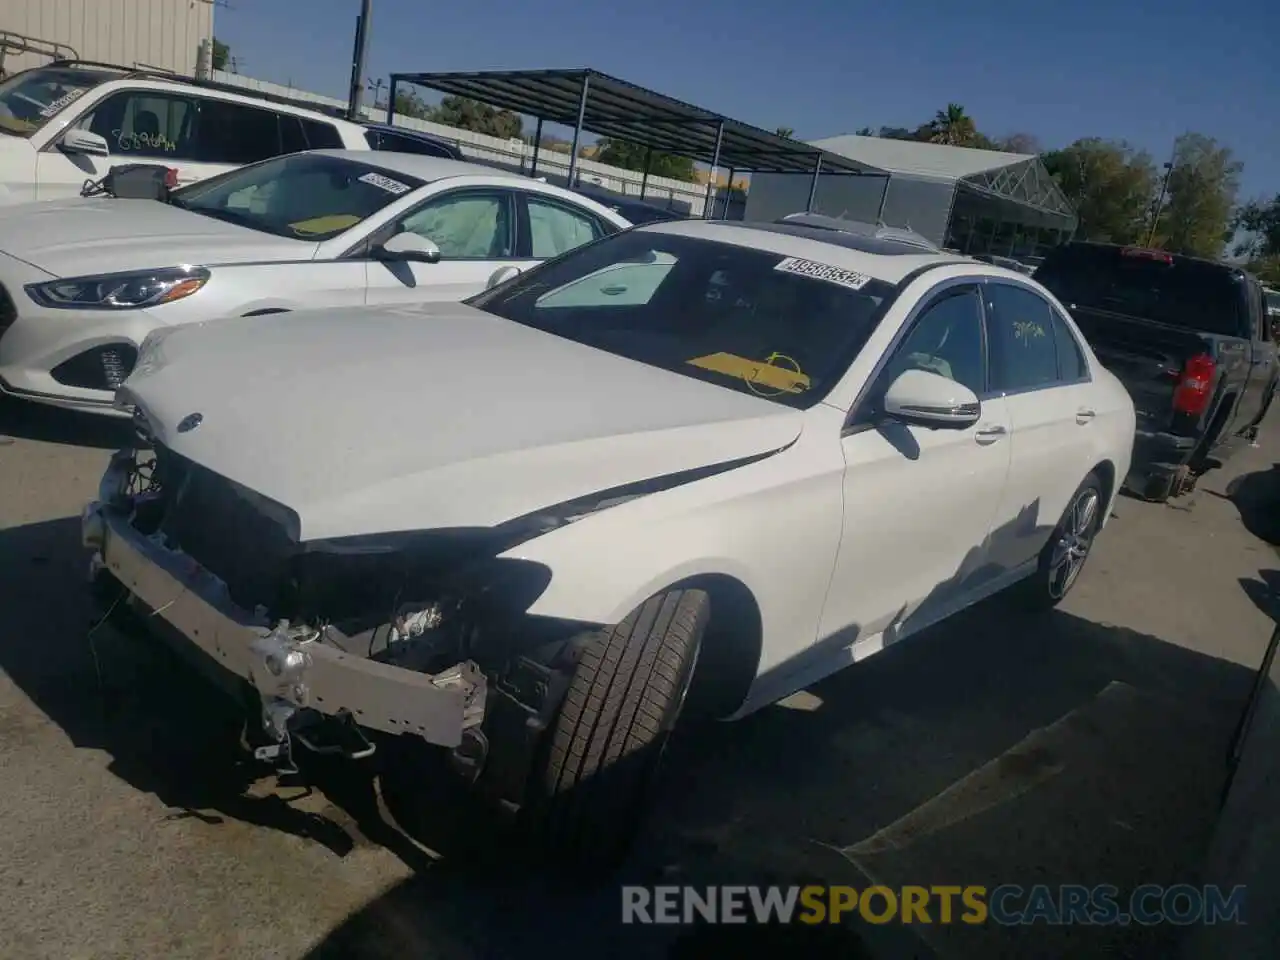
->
[1020,472,1105,609]
[529,587,708,869]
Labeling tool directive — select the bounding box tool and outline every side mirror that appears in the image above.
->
[60,129,110,157]
[882,369,980,429]
[377,232,441,264]
[486,264,522,289]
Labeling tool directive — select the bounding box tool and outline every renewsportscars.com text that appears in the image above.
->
[621,884,1247,926]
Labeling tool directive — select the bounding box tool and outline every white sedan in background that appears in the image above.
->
[87,217,1135,865]
[0,150,631,414]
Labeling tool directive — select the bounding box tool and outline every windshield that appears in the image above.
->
[0,67,108,137]
[467,230,897,409]
[169,153,426,240]
[1034,246,1247,337]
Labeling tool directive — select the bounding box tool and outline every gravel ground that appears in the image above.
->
[0,397,1275,960]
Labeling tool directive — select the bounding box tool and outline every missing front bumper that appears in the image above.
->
[83,451,487,750]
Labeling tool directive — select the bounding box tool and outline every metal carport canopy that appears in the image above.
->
[385,68,877,215]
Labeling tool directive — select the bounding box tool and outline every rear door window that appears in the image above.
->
[985,283,1061,392]
[195,99,283,164]
[1051,310,1088,381]
[1034,246,1247,337]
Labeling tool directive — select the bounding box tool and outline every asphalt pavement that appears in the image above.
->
[0,397,1275,960]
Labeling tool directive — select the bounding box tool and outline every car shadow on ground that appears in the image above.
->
[0,513,1257,959]
[0,396,133,450]
[1215,461,1280,547]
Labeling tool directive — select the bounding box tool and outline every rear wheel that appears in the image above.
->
[528,587,707,869]
[1020,473,1104,609]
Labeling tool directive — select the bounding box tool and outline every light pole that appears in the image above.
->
[346,0,373,121]
[1147,157,1175,248]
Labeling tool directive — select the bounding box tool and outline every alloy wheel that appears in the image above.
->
[1047,488,1099,600]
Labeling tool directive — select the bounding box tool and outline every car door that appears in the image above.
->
[363,187,526,304]
[35,89,218,198]
[982,280,1097,574]
[36,90,297,199]
[817,283,1014,654]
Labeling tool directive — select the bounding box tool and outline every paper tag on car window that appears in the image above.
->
[774,256,871,291]
[38,88,86,118]
[358,172,412,195]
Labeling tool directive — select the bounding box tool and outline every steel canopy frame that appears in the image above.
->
[385,67,876,217]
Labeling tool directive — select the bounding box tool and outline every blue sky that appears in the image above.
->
[217,0,1280,201]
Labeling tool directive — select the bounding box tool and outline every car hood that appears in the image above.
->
[0,198,316,276]
[121,302,806,542]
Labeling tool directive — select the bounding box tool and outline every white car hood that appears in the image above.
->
[121,303,806,542]
[0,198,316,276]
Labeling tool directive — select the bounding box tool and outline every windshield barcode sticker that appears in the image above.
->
[39,88,87,118]
[358,172,412,195]
[774,257,872,290]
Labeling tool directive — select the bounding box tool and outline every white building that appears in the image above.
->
[0,0,214,77]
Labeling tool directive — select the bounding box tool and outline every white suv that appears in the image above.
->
[0,60,373,204]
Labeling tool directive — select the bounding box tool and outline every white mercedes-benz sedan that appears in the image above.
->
[0,150,631,414]
[84,217,1135,865]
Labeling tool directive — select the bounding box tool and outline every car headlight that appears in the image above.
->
[25,266,210,310]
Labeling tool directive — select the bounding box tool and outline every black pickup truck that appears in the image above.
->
[1034,242,1279,501]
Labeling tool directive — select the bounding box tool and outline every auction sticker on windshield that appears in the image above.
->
[38,88,87,118]
[358,172,412,195]
[774,257,872,291]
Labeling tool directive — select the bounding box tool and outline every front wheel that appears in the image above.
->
[1020,473,1104,609]
[527,587,708,869]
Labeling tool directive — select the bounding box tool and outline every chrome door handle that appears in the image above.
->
[975,424,1007,444]
[1076,408,1096,424]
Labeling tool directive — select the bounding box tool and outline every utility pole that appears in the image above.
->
[346,0,373,121]
[1147,143,1176,248]
[368,77,385,111]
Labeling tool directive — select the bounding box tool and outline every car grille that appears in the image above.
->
[0,284,15,341]
[154,446,300,614]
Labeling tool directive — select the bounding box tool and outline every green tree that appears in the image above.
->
[928,103,978,147]
[774,126,795,139]
[594,138,696,182]
[430,95,522,139]
[393,90,432,121]
[211,37,230,71]
[1155,133,1241,258]
[997,132,1042,155]
[1042,138,1159,243]
[1233,195,1280,261]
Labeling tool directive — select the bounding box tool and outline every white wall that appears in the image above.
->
[0,0,213,76]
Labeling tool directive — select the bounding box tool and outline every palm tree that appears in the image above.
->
[928,104,977,147]
[775,126,795,139]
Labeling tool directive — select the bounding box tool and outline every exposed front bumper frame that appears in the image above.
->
[83,451,486,749]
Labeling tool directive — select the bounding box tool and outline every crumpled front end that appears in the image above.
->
[82,444,501,770]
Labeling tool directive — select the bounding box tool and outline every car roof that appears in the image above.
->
[637,219,974,284]
[305,149,511,181]
[775,212,940,252]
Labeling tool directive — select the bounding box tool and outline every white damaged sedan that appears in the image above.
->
[84,218,1135,864]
